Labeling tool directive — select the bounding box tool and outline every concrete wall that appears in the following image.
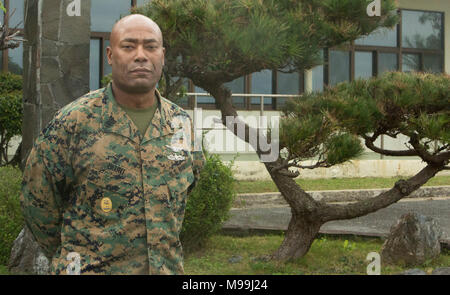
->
[21,0,91,167]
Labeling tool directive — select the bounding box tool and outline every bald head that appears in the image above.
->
[106,14,165,99]
[110,14,163,47]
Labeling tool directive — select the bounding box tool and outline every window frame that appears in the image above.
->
[320,9,445,85]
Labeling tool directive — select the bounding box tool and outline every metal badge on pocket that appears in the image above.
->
[100,197,112,213]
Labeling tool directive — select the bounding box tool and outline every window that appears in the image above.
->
[8,43,23,75]
[276,70,300,108]
[312,65,324,92]
[319,9,445,91]
[402,53,420,73]
[355,51,373,79]
[91,0,133,32]
[355,27,397,47]
[423,54,443,73]
[250,70,273,106]
[311,50,325,92]
[329,50,350,86]
[402,10,443,50]
[136,0,152,6]
[90,39,101,90]
[378,53,398,75]
[9,0,24,29]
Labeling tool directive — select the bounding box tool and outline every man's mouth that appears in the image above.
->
[130,68,152,74]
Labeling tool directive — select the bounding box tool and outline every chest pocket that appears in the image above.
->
[84,160,139,222]
[161,147,196,220]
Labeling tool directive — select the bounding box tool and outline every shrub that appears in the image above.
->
[0,73,22,166]
[0,166,23,265]
[181,152,236,252]
[0,72,22,94]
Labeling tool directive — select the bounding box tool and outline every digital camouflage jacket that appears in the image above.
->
[21,83,205,275]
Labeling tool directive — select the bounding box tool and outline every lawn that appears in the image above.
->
[234,175,450,194]
[2,233,447,275]
[184,232,450,275]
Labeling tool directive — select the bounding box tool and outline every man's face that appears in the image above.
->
[107,20,165,94]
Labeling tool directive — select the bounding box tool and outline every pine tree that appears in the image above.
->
[131,0,449,261]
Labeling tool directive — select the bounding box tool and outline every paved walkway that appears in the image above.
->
[223,197,450,245]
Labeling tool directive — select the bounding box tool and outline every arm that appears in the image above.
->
[20,116,72,259]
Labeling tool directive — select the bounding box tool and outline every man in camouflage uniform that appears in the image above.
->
[21,14,205,275]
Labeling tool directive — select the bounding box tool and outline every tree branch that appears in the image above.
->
[434,144,449,155]
[319,163,444,222]
[363,135,418,157]
[409,135,445,165]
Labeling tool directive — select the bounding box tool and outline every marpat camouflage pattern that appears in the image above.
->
[21,83,205,275]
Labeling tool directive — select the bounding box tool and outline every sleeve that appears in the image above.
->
[20,116,73,259]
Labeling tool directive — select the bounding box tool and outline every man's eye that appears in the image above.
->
[123,45,134,49]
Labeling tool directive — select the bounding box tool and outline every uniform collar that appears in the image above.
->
[101,83,174,143]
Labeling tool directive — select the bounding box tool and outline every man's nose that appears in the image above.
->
[134,45,148,62]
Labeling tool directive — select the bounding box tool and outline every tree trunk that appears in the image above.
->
[271,211,322,260]
[205,83,326,261]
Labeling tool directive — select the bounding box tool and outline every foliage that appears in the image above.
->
[181,152,236,252]
[134,0,398,90]
[0,73,22,166]
[0,166,23,265]
[282,72,450,166]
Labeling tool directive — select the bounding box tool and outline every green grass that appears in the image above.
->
[0,265,9,275]
[184,233,450,275]
[2,234,448,275]
[235,175,450,194]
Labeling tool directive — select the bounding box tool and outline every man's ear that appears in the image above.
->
[162,47,166,67]
[106,46,113,65]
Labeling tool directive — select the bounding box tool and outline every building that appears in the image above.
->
[1,0,449,179]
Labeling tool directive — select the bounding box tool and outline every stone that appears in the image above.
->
[431,267,450,275]
[40,57,62,84]
[42,0,61,41]
[8,228,50,275]
[381,212,442,267]
[399,268,427,275]
[228,255,243,264]
[58,44,90,80]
